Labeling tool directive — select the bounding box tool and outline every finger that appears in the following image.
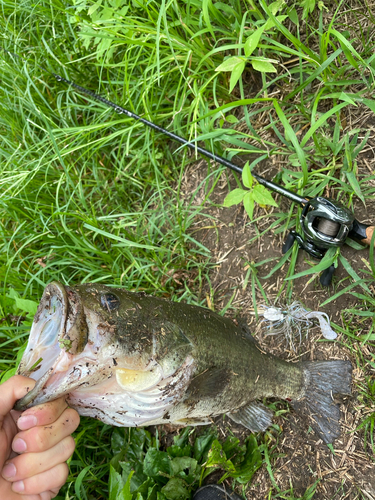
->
[17,397,68,431]
[0,376,35,423]
[12,408,80,454]
[16,490,62,500]
[11,462,68,496]
[49,486,62,498]
[8,492,59,500]
[2,436,75,482]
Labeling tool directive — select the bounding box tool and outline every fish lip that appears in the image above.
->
[17,281,69,375]
[15,281,70,409]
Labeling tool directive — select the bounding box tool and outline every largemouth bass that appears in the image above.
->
[15,282,352,443]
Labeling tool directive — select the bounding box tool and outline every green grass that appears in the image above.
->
[1,0,375,498]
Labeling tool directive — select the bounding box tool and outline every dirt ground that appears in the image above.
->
[174,123,375,498]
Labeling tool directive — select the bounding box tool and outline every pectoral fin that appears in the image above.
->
[187,368,230,399]
[228,402,273,432]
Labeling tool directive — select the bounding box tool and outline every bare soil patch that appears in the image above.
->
[175,133,375,498]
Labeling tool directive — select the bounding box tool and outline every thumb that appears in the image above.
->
[0,376,35,422]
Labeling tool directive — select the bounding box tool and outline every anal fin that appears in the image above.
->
[228,402,273,432]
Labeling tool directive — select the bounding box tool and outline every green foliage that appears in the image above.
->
[223,162,278,219]
[103,427,265,500]
[201,435,262,485]
[0,344,26,384]
[106,427,207,500]
[356,376,375,458]
[0,291,37,383]
[71,0,130,62]
[271,479,320,499]
[1,0,375,295]
[214,0,287,91]
[5,290,38,320]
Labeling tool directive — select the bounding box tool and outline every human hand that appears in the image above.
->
[0,375,80,499]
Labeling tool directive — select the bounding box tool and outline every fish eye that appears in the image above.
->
[100,293,120,311]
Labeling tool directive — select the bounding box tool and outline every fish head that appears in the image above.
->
[16,282,194,418]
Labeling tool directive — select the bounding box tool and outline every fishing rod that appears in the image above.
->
[3,49,374,286]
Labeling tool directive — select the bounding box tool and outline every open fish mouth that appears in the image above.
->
[15,282,70,409]
[14,282,194,424]
[18,282,67,378]
[15,281,121,411]
[14,281,109,410]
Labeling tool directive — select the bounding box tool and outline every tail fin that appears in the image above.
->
[291,360,352,444]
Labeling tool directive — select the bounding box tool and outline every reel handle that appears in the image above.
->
[349,220,375,246]
[362,226,375,246]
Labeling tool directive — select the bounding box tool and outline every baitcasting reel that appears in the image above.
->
[251,174,373,286]
[281,197,355,286]
[300,197,355,252]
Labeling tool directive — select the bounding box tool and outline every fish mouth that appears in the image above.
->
[17,282,68,380]
[14,281,88,410]
[14,282,164,412]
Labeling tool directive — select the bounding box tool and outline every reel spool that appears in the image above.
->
[316,218,341,238]
[301,197,355,250]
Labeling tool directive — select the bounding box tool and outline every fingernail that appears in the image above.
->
[12,438,27,453]
[2,462,16,478]
[17,415,37,430]
[13,480,24,492]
